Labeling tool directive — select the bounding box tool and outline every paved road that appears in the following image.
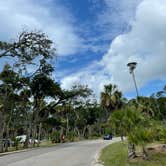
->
[0,138,120,166]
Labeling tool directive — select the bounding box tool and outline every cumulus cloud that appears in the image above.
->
[61,0,166,97]
[0,0,82,56]
[61,62,111,98]
[96,0,142,37]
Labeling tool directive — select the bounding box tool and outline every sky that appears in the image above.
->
[0,0,166,99]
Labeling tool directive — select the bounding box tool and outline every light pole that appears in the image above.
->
[127,62,139,98]
[127,62,139,159]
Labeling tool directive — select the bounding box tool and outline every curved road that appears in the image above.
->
[0,138,120,166]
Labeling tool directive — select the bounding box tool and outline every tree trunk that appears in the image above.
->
[32,124,37,147]
[128,142,137,159]
[75,127,80,139]
[4,124,9,152]
[82,126,87,138]
[142,146,148,160]
[0,133,4,153]
[121,135,124,141]
[24,125,30,148]
[66,114,69,136]
[88,125,92,137]
[0,111,4,153]
[37,123,42,147]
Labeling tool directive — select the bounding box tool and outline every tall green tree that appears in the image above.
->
[0,64,21,152]
[109,107,145,159]
[30,73,62,146]
[0,30,56,150]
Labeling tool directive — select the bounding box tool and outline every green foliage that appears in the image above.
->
[109,107,144,137]
[50,131,61,143]
[30,73,62,98]
[100,84,123,113]
[67,131,76,142]
[157,97,166,120]
[108,110,125,136]
[159,124,166,143]
[128,127,154,146]
[109,103,166,158]
[12,137,22,150]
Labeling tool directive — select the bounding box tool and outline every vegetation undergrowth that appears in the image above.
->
[0,141,57,154]
[100,142,166,166]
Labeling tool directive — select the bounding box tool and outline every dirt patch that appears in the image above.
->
[129,144,166,162]
[147,144,166,153]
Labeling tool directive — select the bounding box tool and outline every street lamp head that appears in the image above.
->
[127,62,137,73]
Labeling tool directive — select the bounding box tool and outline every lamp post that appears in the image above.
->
[127,62,139,159]
[127,62,139,98]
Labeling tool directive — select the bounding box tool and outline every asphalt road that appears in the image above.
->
[0,138,120,166]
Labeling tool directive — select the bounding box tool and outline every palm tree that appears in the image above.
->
[109,107,146,159]
[100,84,123,120]
[108,110,126,141]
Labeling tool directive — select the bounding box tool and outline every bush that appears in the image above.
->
[12,137,22,150]
[128,127,154,146]
[159,126,166,143]
[67,131,76,142]
[50,131,60,143]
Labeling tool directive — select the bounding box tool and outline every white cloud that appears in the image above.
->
[61,0,166,97]
[61,62,111,99]
[0,0,82,56]
[96,0,142,34]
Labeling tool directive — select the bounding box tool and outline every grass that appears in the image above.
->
[100,142,166,166]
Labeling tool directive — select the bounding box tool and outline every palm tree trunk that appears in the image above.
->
[128,142,137,159]
[142,145,148,160]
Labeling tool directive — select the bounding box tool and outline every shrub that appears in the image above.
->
[50,131,60,143]
[67,131,76,142]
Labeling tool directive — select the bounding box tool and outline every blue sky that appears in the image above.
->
[0,0,166,99]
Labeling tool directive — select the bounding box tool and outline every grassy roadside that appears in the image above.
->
[0,141,57,155]
[100,142,166,166]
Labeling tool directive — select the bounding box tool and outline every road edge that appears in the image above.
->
[91,137,121,166]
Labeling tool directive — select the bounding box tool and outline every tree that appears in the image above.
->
[128,121,155,159]
[30,73,62,146]
[0,31,54,64]
[108,110,126,141]
[0,30,56,151]
[0,64,21,152]
[100,84,123,121]
[109,107,144,159]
